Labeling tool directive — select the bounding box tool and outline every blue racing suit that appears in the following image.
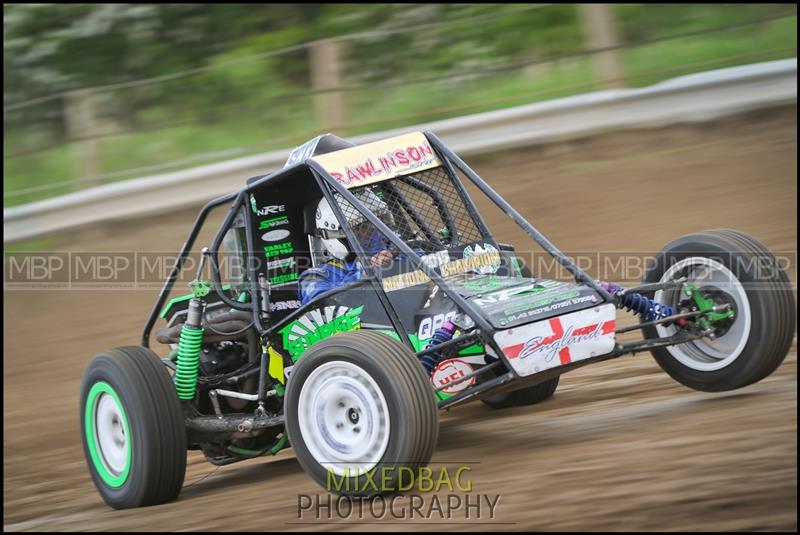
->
[298,230,386,305]
[298,258,363,305]
[298,230,425,305]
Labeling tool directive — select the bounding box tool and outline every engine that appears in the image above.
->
[199,340,249,376]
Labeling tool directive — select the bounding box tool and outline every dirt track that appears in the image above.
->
[4,106,797,531]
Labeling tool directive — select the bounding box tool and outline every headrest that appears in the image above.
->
[312,134,355,156]
[284,134,355,169]
[303,199,321,234]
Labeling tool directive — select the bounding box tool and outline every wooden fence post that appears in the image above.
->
[309,39,348,134]
[64,89,100,187]
[579,4,625,89]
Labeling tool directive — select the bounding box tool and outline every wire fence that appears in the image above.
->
[3,4,557,113]
[4,4,797,205]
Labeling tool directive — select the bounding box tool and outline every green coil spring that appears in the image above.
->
[174,325,204,400]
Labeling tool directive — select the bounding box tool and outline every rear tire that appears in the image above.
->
[481,376,559,409]
[643,229,795,392]
[285,331,438,496]
[80,346,186,508]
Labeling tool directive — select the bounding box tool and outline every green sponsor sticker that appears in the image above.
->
[462,276,507,292]
[259,216,289,230]
[264,242,294,258]
[266,257,295,270]
[280,306,364,359]
[503,290,580,315]
[270,272,299,285]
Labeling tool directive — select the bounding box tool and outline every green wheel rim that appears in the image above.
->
[84,381,132,488]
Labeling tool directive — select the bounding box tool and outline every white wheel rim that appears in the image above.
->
[297,361,390,477]
[655,256,751,371]
[94,393,128,475]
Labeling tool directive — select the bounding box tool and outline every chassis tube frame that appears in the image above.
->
[310,168,416,352]
[438,329,706,409]
[305,159,512,367]
[425,131,615,304]
[142,190,239,347]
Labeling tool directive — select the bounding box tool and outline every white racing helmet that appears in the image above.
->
[315,189,393,260]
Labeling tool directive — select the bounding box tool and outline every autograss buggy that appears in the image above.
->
[80,131,796,508]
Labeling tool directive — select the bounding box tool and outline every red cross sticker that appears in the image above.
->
[502,317,615,364]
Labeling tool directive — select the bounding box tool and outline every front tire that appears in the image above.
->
[80,346,186,508]
[643,229,795,392]
[285,331,438,496]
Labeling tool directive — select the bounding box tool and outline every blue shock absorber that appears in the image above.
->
[420,321,457,375]
[600,282,676,322]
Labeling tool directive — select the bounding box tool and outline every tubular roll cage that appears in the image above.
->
[141,131,691,408]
